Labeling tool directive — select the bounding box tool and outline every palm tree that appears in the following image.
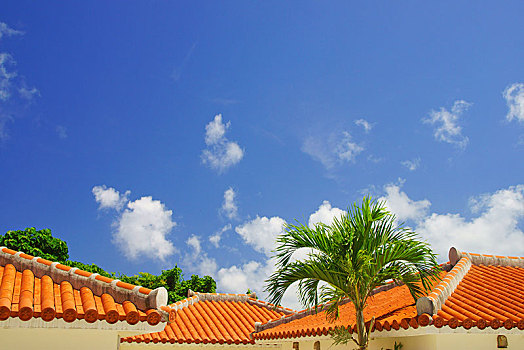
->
[265,196,440,350]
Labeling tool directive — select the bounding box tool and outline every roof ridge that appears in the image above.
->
[0,246,168,311]
[416,256,471,316]
[449,247,524,268]
[254,280,404,334]
[189,290,257,301]
[170,290,296,315]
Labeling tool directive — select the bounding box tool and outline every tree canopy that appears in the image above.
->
[0,227,216,303]
[265,197,440,350]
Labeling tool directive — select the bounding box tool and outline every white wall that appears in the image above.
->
[0,328,118,350]
[257,332,524,350]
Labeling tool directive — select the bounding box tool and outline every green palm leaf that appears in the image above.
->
[264,196,440,350]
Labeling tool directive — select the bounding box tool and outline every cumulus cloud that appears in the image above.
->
[417,185,524,259]
[354,118,374,133]
[201,114,244,173]
[216,259,274,297]
[235,216,286,256]
[216,206,338,309]
[209,224,231,248]
[92,186,176,261]
[206,202,350,309]
[379,181,431,222]
[92,185,130,211]
[186,234,202,255]
[401,157,421,171]
[379,182,524,260]
[185,234,218,276]
[423,100,471,148]
[221,187,238,220]
[503,83,524,123]
[113,196,176,261]
[302,131,363,169]
[308,200,345,227]
[214,257,301,309]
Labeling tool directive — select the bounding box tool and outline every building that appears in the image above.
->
[0,246,172,349]
[253,248,524,349]
[1,246,523,349]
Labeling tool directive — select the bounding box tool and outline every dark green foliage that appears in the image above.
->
[0,227,69,262]
[0,227,216,304]
[119,269,216,303]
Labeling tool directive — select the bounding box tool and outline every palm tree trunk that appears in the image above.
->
[355,308,368,350]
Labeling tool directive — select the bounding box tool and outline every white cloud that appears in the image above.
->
[379,182,524,261]
[420,186,524,259]
[503,83,524,123]
[235,216,286,256]
[205,113,228,144]
[302,131,363,169]
[204,184,524,310]
[186,234,202,255]
[0,24,24,101]
[0,23,36,142]
[337,131,364,162]
[201,114,244,173]
[423,100,471,148]
[355,118,374,133]
[0,22,23,40]
[208,203,354,310]
[221,187,238,220]
[18,86,39,100]
[185,234,218,276]
[0,53,16,101]
[113,196,176,261]
[216,210,322,309]
[379,181,431,222]
[217,260,272,296]
[92,185,130,211]
[401,157,421,171]
[308,200,345,227]
[215,257,301,309]
[93,186,176,261]
[209,224,231,248]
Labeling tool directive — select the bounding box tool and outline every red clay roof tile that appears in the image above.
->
[254,248,524,340]
[121,292,291,344]
[0,247,169,326]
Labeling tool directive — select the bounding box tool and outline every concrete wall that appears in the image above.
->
[0,328,119,350]
[120,343,282,350]
[257,333,524,350]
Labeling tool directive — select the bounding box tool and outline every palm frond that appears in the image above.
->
[264,195,441,350]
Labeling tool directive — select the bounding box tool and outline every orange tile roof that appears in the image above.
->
[254,247,524,340]
[0,247,171,326]
[431,264,524,330]
[253,281,430,340]
[121,291,295,344]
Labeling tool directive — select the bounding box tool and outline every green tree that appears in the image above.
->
[1,227,216,304]
[0,227,69,262]
[265,197,440,350]
[119,268,217,303]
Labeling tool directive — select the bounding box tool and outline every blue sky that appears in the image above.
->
[1,2,523,308]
